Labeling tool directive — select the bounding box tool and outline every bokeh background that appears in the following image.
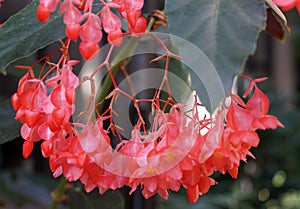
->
[0,1,299,209]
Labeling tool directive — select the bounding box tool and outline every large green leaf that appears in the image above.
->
[0,0,65,73]
[0,99,21,144]
[165,0,267,93]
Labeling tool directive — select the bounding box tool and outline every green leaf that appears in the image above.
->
[0,99,21,144]
[0,0,65,73]
[165,0,267,93]
[2,56,38,77]
[68,189,124,209]
[0,170,53,207]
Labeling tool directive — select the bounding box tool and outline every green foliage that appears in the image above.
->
[165,0,266,93]
[68,189,124,209]
[0,1,297,209]
[0,1,65,73]
[0,99,21,144]
[0,170,53,208]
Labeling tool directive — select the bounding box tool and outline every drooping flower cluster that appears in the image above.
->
[200,76,284,182]
[11,41,284,203]
[37,0,146,59]
[11,53,79,158]
[273,0,300,13]
[10,1,284,202]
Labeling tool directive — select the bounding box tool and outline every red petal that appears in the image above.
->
[41,140,52,157]
[66,24,80,40]
[23,141,34,158]
[24,110,42,127]
[166,166,182,180]
[101,6,121,33]
[21,123,31,140]
[247,87,270,117]
[63,3,81,25]
[79,41,100,60]
[226,102,253,130]
[272,0,296,8]
[229,131,259,148]
[52,108,66,126]
[129,16,146,34]
[228,166,239,178]
[41,0,60,11]
[65,87,75,105]
[198,177,214,195]
[254,115,284,130]
[37,3,50,22]
[80,18,102,43]
[38,122,54,140]
[186,185,199,203]
[64,165,83,181]
[61,65,79,89]
[51,85,66,107]
[108,29,123,46]
[199,113,224,163]
[143,177,157,193]
[11,93,20,110]
[127,10,140,27]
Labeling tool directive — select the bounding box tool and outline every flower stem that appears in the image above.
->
[94,37,139,114]
[49,177,68,209]
[95,14,159,113]
[146,17,155,33]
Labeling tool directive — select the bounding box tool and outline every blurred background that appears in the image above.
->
[0,0,299,209]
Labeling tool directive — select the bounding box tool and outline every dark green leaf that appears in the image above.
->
[0,170,53,208]
[2,56,38,77]
[165,0,267,94]
[0,0,65,73]
[0,99,21,144]
[68,189,124,209]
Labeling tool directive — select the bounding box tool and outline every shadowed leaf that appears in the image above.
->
[165,0,267,94]
[0,0,65,73]
[0,99,21,144]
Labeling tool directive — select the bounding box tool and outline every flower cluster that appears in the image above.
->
[200,76,284,181]
[11,52,79,158]
[11,45,283,203]
[273,0,300,13]
[10,0,284,203]
[37,0,146,59]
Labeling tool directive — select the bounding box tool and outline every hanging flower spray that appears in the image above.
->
[9,0,285,204]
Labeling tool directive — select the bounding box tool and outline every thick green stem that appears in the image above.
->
[146,17,155,33]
